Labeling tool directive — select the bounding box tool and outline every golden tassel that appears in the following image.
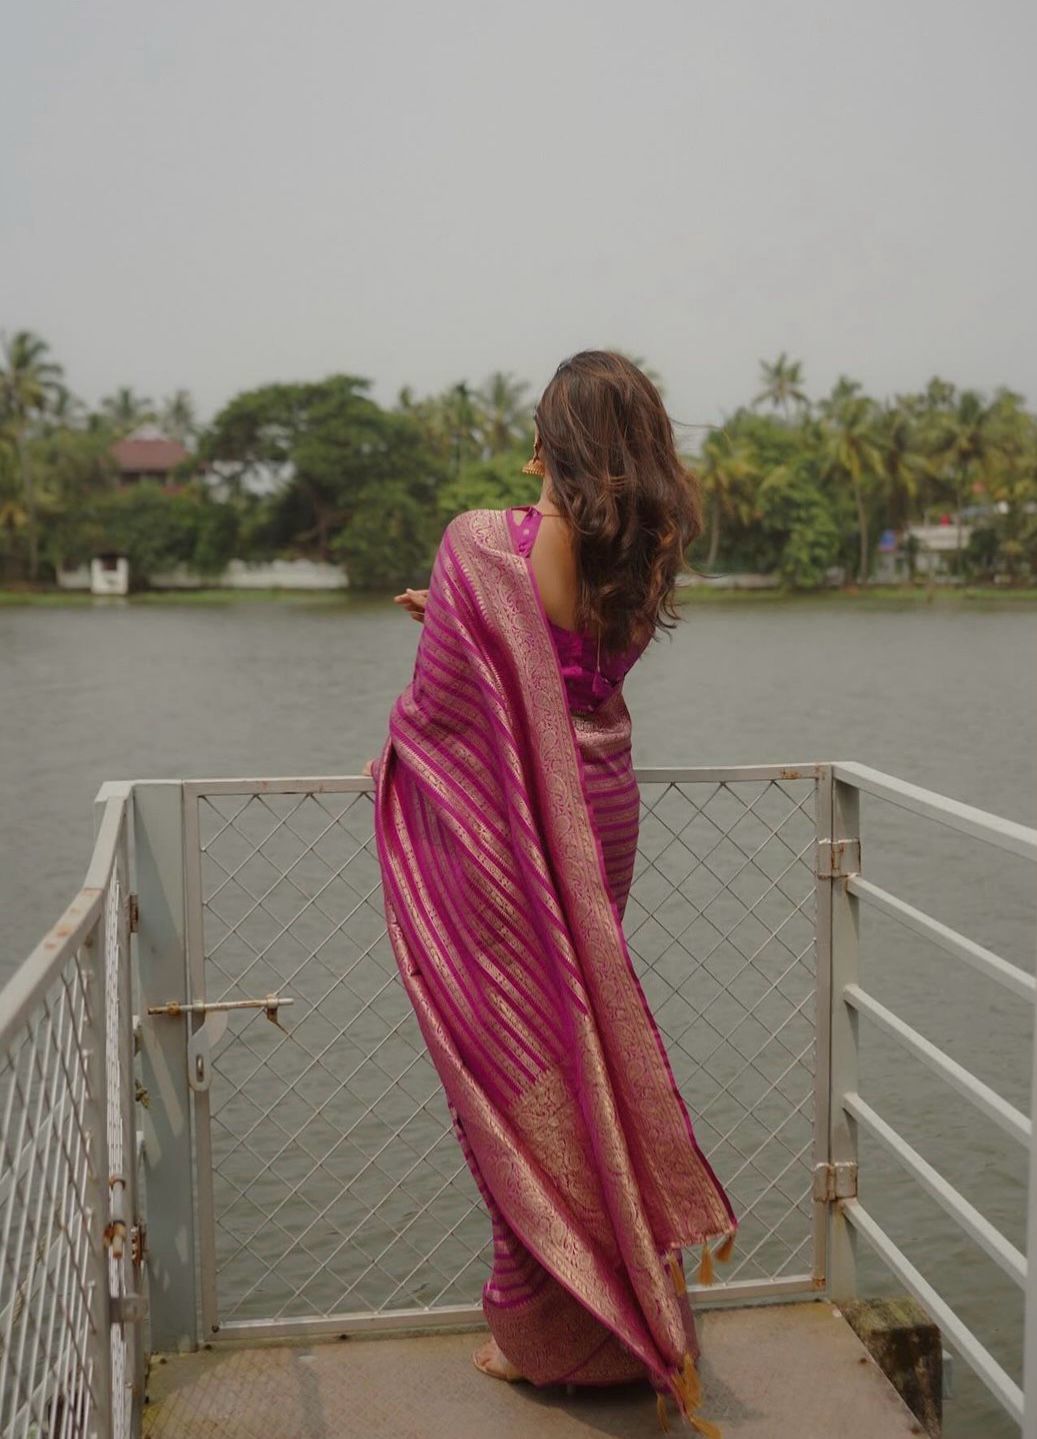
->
[680,1352,702,1411]
[521,455,545,477]
[715,1231,736,1264]
[667,1252,687,1296]
[670,1352,723,1438]
[656,1392,671,1432]
[697,1242,715,1286]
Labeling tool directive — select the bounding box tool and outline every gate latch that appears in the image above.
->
[147,994,294,1023]
[146,995,294,1093]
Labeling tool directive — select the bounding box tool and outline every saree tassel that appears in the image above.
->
[715,1231,736,1265]
[656,1392,671,1432]
[697,1241,715,1286]
[670,1352,722,1438]
[667,1251,687,1296]
[680,1351,702,1410]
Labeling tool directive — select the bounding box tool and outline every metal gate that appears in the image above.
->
[178,766,827,1341]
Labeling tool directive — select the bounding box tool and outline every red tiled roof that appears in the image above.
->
[111,437,189,473]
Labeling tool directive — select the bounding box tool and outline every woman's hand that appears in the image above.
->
[362,757,376,778]
[393,587,428,622]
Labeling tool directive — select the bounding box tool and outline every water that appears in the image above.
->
[1,593,1035,1436]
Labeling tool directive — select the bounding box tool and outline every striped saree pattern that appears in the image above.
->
[373,508,737,1429]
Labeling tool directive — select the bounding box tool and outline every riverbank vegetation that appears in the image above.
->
[2,334,1035,591]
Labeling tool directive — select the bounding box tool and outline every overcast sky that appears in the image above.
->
[2,1,1034,429]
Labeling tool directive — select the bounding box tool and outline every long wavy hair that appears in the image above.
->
[534,350,703,654]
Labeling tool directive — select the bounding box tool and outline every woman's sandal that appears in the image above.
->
[472,1336,525,1383]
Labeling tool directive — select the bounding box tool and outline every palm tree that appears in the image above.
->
[477,372,530,455]
[924,376,956,412]
[754,353,809,419]
[696,430,758,569]
[441,381,479,477]
[921,389,1006,571]
[819,379,883,583]
[161,389,197,446]
[875,402,922,532]
[99,386,154,432]
[0,330,65,578]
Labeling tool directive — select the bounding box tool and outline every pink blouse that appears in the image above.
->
[506,505,644,715]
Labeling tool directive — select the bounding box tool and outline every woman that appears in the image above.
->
[371,351,737,1435]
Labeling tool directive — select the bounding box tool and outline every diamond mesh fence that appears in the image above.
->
[190,774,819,1331]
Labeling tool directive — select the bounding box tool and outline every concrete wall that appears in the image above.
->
[58,558,349,591]
[90,556,130,595]
[680,572,782,590]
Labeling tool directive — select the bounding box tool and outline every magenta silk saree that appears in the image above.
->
[373,508,737,1430]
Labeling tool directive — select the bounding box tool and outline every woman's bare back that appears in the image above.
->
[519,505,580,632]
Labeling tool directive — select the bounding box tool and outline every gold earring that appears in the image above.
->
[522,441,545,477]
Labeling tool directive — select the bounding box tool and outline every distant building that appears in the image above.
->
[873,518,973,582]
[90,553,130,596]
[111,427,189,487]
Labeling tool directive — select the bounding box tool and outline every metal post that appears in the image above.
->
[812,768,834,1289]
[81,923,114,1432]
[132,781,198,1352]
[827,773,861,1300]
[95,785,148,1429]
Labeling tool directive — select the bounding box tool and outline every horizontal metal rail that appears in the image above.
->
[849,874,1036,1001]
[840,1197,1024,1425]
[844,983,1031,1148]
[843,1091,1026,1287]
[831,760,1037,861]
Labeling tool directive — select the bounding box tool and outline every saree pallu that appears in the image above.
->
[373,508,737,1430]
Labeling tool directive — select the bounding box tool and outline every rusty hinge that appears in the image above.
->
[812,1160,858,1202]
[815,839,861,880]
[126,893,140,933]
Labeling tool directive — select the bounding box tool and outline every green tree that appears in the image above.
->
[162,389,198,446]
[99,386,155,432]
[875,401,923,532]
[696,429,758,569]
[51,481,239,584]
[203,376,446,581]
[754,353,809,419]
[756,464,841,588]
[819,379,883,583]
[921,388,1007,572]
[437,450,540,522]
[0,330,65,579]
[476,372,531,455]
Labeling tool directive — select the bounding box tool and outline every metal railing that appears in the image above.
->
[820,762,1037,1432]
[2,761,1035,1438]
[0,783,145,1439]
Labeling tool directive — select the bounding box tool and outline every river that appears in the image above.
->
[1,592,1034,1437]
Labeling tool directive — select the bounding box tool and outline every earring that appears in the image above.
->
[522,440,545,477]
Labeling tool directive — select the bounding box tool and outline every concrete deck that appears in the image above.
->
[142,1302,926,1438]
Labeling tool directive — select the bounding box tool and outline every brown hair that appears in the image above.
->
[534,350,702,654]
